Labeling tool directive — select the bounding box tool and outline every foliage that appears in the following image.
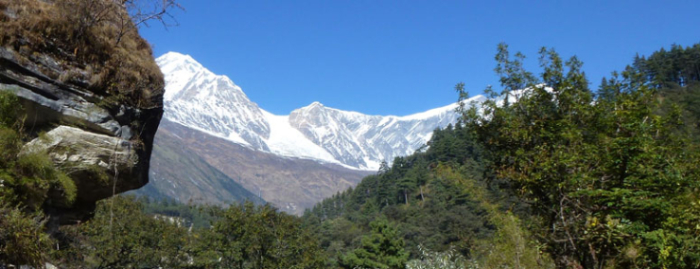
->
[632,44,700,89]
[304,118,516,267]
[0,92,76,211]
[433,164,554,269]
[340,218,409,269]
[56,195,193,268]
[200,201,326,269]
[0,91,19,129]
[141,196,220,229]
[0,202,53,268]
[53,196,326,269]
[0,77,75,269]
[458,43,700,268]
[616,44,700,139]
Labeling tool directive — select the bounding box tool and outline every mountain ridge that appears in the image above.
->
[157,51,481,170]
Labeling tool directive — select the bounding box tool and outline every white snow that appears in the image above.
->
[261,110,338,164]
[157,52,203,101]
[168,119,250,146]
[400,103,458,121]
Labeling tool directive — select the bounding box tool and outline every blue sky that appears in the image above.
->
[140,0,700,116]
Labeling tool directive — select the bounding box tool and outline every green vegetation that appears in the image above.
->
[303,42,700,269]
[0,91,75,267]
[0,92,76,211]
[52,196,326,269]
[0,202,53,267]
[340,218,409,269]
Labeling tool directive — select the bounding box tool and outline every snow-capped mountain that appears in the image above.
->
[157,53,270,150]
[156,52,484,170]
[287,101,468,169]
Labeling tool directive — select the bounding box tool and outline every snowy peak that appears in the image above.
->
[307,101,324,108]
[156,53,270,149]
[289,103,373,168]
[157,52,246,103]
[157,52,207,101]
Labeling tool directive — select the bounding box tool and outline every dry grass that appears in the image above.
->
[0,0,163,109]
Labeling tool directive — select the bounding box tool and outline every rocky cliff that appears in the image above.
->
[0,0,163,225]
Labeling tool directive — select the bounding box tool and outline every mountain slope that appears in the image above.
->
[136,119,265,206]
[155,119,371,215]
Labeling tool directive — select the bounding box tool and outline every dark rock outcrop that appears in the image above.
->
[0,27,163,225]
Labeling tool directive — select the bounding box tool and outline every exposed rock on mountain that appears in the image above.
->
[0,0,163,224]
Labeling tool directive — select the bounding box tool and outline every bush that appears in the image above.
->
[0,91,19,128]
[0,202,53,267]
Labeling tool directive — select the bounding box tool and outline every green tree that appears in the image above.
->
[341,219,409,269]
[57,195,191,268]
[207,201,325,269]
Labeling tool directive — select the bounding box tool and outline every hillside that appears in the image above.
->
[134,119,265,206]
[151,119,371,215]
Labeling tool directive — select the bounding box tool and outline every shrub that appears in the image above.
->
[0,202,53,267]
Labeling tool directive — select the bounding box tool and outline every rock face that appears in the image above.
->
[0,47,163,224]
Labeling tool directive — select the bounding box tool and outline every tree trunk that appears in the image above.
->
[420,186,424,202]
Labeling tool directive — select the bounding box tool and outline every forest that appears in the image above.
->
[2,43,700,268]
